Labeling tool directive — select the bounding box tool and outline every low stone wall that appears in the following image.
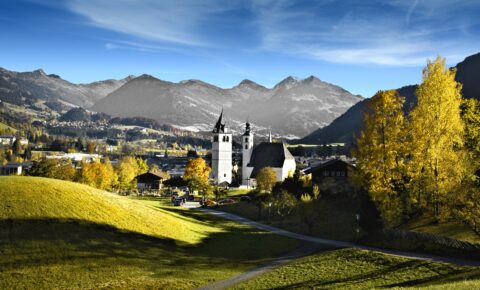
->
[379,228,480,257]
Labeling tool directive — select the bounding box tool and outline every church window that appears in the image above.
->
[245,137,248,142]
[245,145,248,149]
[341,171,346,177]
[222,136,226,142]
[336,171,341,176]
[224,173,226,177]
[214,135,218,142]
[226,136,229,142]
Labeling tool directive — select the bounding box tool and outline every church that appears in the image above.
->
[211,112,296,187]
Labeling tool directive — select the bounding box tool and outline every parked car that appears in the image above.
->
[218,198,236,205]
[173,197,185,206]
[240,195,252,202]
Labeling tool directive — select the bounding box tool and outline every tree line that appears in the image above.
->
[353,57,480,232]
[28,156,149,191]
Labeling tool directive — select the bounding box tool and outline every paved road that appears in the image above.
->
[197,208,480,267]
[197,242,325,290]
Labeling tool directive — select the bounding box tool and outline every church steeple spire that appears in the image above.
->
[268,128,272,143]
[213,110,225,133]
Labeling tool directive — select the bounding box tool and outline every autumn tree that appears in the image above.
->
[183,157,211,196]
[116,156,139,191]
[461,98,480,180]
[273,190,297,226]
[409,57,465,220]
[256,167,277,193]
[299,193,318,235]
[29,159,76,181]
[352,90,408,227]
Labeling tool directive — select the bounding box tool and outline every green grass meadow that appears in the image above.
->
[0,176,298,289]
[233,248,480,289]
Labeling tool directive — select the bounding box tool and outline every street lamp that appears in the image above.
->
[268,202,272,223]
[355,213,360,238]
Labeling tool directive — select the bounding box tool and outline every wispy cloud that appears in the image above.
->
[251,0,480,66]
[58,0,480,66]
[64,0,240,46]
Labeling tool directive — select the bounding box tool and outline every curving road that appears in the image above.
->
[196,208,480,266]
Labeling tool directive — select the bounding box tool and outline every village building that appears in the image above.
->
[304,159,355,182]
[135,171,169,191]
[211,111,233,184]
[304,159,356,194]
[210,112,295,187]
[0,162,32,176]
[241,123,296,187]
[0,135,16,146]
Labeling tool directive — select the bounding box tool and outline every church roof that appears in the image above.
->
[212,111,226,133]
[248,142,294,178]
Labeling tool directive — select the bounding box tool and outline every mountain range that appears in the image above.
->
[91,75,363,138]
[299,52,480,145]
[0,67,133,108]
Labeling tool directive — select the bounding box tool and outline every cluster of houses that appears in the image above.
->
[1,114,356,194]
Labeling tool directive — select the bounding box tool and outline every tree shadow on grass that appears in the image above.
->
[271,251,480,289]
[0,217,297,285]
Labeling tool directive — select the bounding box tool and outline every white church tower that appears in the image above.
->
[211,111,232,185]
[242,121,254,187]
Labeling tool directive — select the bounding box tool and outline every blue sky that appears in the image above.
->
[1,0,479,97]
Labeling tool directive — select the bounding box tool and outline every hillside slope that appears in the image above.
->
[299,53,480,144]
[0,176,297,289]
[0,176,216,244]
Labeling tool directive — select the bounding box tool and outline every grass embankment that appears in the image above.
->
[234,248,480,289]
[219,194,363,241]
[0,176,298,289]
[404,215,479,244]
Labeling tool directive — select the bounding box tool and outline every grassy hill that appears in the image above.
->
[234,248,480,289]
[0,176,297,289]
[0,121,17,132]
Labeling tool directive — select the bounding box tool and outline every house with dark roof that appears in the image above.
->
[241,123,296,187]
[135,171,170,191]
[304,159,355,183]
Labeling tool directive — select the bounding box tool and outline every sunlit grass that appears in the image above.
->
[233,248,480,289]
[0,176,298,289]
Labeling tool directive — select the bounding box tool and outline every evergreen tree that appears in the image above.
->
[409,57,465,220]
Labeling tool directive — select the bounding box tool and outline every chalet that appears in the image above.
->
[135,171,169,191]
[304,159,355,183]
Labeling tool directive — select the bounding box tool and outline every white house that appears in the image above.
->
[241,123,296,187]
[0,135,16,146]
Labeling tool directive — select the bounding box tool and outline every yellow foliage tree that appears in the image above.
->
[183,157,211,195]
[116,156,139,191]
[256,167,277,193]
[353,90,407,227]
[409,57,465,220]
